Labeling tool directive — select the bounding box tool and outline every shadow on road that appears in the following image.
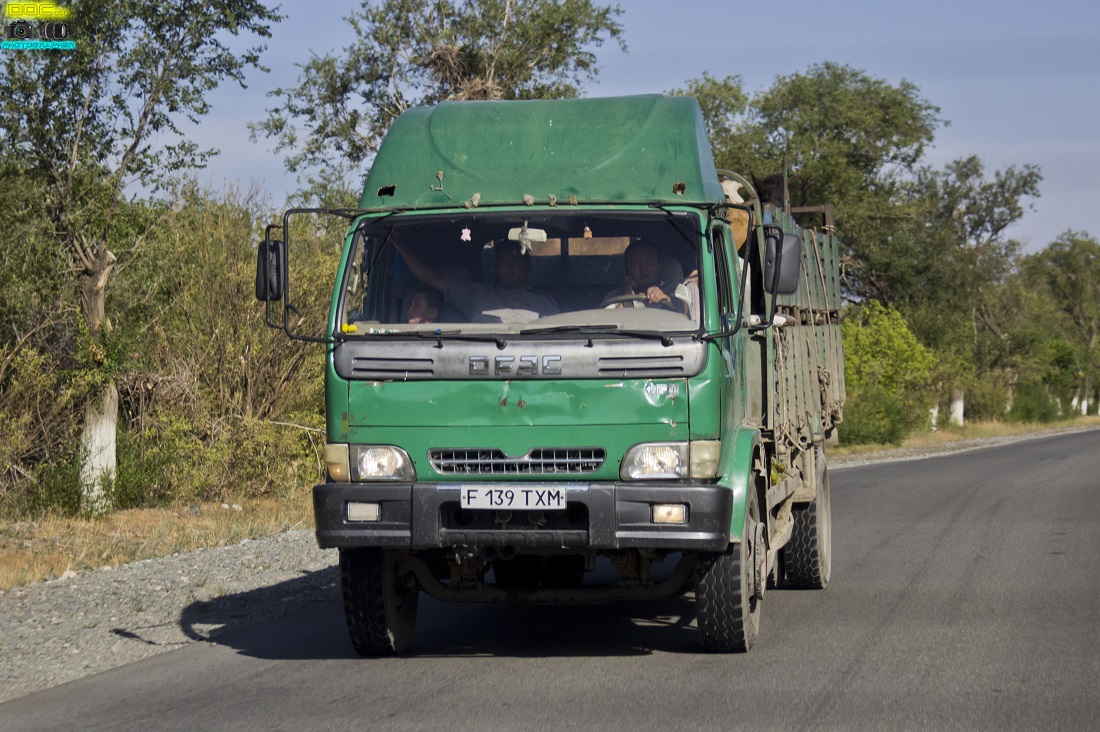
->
[180,569,708,660]
[178,565,341,645]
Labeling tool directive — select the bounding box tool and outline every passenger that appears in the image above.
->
[393,237,558,324]
[604,241,691,315]
[404,286,442,324]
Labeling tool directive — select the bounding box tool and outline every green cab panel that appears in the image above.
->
[347,378,691,482]
[361,95,724,209]
[348,378,688,428]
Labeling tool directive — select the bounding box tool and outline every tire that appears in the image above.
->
[696,486,762,652]
[785,455,832,589]
[339,547,418,656]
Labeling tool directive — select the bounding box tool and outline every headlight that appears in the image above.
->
[621,443,688,480]
[621,440,721,480]
[351,445,415,481]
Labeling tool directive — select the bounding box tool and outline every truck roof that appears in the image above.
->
[360,94,725,210]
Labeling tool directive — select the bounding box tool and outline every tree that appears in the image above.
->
[884,157,1042,420]
[0,0,281,513]
[251,0,626,175]
[676,63,943,307]
[1022,232,1100,414]
[670,73,748,154]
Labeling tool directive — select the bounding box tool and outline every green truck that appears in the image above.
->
[256,94,844,654]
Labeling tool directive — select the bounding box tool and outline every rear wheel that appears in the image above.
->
[696,486,762,652]
[785,455,832,589]
[339,547,419,656]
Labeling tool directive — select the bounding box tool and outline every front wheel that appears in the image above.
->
[696,486,762,652]
[785,454,832,589]
[339,547,419,656]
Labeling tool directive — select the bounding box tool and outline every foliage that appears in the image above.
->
[669,73,748,151]
[1020,231,1100,409]
[251,0,626,174]
[678,63,1050,424]
[882,156,1041,311]
[0,349,85,509]
[838,384,906,446]
[836,299,932,442]
[0,0,280,188]
[1,184,334,517]
[678,63,941,269]
[0,0,281,512]
[105,184,335,506]
[842,301,935,433]
[1007,384,1062,424]
[745,62,940,197]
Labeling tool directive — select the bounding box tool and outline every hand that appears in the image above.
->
[645,285,672,307]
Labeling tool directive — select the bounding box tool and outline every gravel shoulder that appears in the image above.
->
[2,423,1097,704]
[0,531,337,704]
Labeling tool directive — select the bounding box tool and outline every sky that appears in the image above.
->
[191,0,1100,253]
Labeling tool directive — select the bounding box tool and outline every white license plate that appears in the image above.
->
[459,485,568,510]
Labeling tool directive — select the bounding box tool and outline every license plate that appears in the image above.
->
[459,485,568,510]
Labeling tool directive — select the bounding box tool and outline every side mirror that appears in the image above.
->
[255,237,285,301]
[762,226,802,295]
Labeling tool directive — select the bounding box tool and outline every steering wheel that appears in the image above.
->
[600,293,649,309]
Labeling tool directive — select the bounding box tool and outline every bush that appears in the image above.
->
[2,182,336,518]
[838,383,907,446]
[842,301,935,432]
[964,373,1012,422]
[1008,384,1062,424]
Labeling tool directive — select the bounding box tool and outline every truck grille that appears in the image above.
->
[429,448,605,475]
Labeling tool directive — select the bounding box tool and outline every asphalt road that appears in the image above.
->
[3,430,1098,731]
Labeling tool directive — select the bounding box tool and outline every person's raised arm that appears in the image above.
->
[392,234,444,293]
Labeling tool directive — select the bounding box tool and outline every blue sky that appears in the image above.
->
[192,0,1100,252]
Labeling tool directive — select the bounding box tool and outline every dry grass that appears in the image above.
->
[0,490,313,591]
[830,415,1100,458]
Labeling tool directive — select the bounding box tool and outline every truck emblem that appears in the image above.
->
[469,355,561,375]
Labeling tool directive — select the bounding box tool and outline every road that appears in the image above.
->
[3,430,1098,730]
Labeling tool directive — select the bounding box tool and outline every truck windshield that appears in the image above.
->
[339,209,704,335]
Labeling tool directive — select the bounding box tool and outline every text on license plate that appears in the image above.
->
[460,486,567,510]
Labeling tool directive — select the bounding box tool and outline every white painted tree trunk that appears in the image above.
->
[949,388,965,426]
[78,246,117,515]
[80,381,118,515]
[929,404,939,431]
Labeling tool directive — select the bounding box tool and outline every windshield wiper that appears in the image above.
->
[615,329,677,347]
[519,324,619,335]
[410,330,508,349]
[522,323,677,347]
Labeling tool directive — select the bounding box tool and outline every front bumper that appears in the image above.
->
[313,482,732,552]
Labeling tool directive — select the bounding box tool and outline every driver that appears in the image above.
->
[605,241,690,315]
